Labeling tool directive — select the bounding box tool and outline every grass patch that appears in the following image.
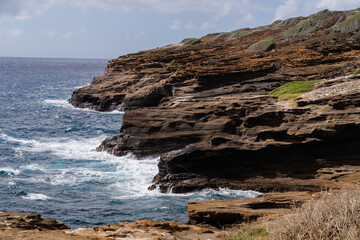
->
[269,80,320,99]
[282,9,331,37]
[168,59,177,67]
[248,39,276,51]
[181,38,201,45]
[353,68,360,75]
[201,28,252,40]
[231,30,252,39]
[333,12,360,33]
[227,226,269,240]
[150,73,159,77]
[202,33,222,39]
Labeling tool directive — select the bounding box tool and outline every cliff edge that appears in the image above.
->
[69,9,360,193]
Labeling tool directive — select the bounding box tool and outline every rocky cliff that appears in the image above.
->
[70,9,360,193]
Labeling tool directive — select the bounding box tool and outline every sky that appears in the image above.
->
[0,0,359,59]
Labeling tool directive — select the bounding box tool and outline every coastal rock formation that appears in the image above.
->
[187,191,312,227]
[0,214,223,239]
[0,212,69,230]
[69,9,360,193]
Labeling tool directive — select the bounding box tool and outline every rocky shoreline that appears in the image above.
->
[4,8,360,240]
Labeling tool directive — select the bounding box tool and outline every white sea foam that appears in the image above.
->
[43,99,124,114]
[44,99,69,108]
[21,193,51,200]
[0,167,20,176]
[2,133,113,160]
[1,132,260,200]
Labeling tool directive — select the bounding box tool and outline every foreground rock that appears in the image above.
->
[187,191,312,227]
[69,9,360,193]
[0,212,69,231]
[0,216,223,240]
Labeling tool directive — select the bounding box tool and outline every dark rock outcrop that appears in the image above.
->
[69,9,360,193]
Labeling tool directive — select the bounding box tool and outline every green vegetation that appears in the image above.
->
[181,38,201,45]
[231,30,252,39]
[353,68,360,75]
[150,73,160,77]
[202,33,222,39]
[269,80,320,99]
[227,226,269,240]
[282,9,331,37]
[278,17,302,27]
[333,12,360,33]
[216,32,232,39]
[168,59,178,67]
[201,28,252,40]
[247,39,276,51]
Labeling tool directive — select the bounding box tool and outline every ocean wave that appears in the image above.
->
[112,187,261,201]
[21,193,51,201]
[0,168,20,176]
[43,99,124,114]
[1,133,114,160]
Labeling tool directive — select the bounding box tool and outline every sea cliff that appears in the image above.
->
[70,9,360,194]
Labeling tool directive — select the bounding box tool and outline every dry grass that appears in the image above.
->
[227,189,360,240]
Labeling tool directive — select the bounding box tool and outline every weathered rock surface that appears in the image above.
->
[70,9,360,193]
[187,191,312,227]
[0,212,69,231]
[0,216,224,239]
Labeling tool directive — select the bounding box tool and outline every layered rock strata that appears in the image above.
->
[69,9,360,192]
[0,213,223,239]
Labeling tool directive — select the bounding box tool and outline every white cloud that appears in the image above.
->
[185,21,194,30]
[5,28,22,38]
[0,0,54,21]
[61,30,72,38]
[274,0,360,20]
[170,20,181,30]
[274,0,301,20]
[0,0,253,22]
[47,30,55,38]
[202,20,216,29]
[316,0,360,10]
[80,26,87,33]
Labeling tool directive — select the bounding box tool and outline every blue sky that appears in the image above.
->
[0,0,359,59]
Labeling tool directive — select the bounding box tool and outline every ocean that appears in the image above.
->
[0,57,259,228]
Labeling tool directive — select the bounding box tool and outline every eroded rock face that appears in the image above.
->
[187,191,312,227]
[0,216,223,240]
[69,9,360,192]
[0,212,69,230]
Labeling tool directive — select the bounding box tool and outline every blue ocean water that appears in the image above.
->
[0,57,259,228]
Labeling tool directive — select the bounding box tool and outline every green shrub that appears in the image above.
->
[269,80,320,99]
[333,12,360,33]
[248,39,276,51]
[353,68,360,75]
